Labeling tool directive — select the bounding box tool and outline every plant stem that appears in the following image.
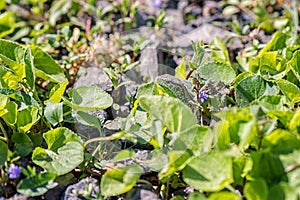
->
[185,69,194,80]
[0,122,8,142]
[63,110,73,117]
[0,136,7,142]
[84,131,126,148]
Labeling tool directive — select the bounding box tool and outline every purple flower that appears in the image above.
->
[198,91,209,103]
[153,0,162,9]
[7,164,21,179]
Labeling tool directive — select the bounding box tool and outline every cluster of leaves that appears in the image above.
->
[0,0,299,199]
[0,39,113,197]
[0,0,145,85]
[99,30,299,199]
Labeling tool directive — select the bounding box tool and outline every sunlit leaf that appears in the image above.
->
[196,62,235,84]
[139,95,197,133]
[244,179,268,200]
[276,79,300,104]
[31,45,67,83]
[0,12,15,38]
[44,102,63,126]
[101,165,143,196]
[175,58,187,80]
[64,86,113,111]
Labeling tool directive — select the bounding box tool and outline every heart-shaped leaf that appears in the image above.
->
[64,86,113,111]
[44,102,63,126]
[32,127,84,175]
[139,95,198,133]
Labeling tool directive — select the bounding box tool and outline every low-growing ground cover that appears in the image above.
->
[0,0,300,199]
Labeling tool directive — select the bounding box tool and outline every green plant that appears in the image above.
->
[0,39,112,197]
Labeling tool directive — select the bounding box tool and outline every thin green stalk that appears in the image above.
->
[0,122,8,142]
[0,136,7,142]
[63,110,72,117]
[84,131,126,148]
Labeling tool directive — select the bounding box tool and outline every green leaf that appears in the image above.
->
[259,51,286,80]
[251,151,284,184]
[0,39,24,63]
[0,140,8,166]
[196,62,235,84]
[32,127,84,175]
[252,95,286,112]
[30,45,66,83]
[208,192,241,200]
[268,183,297,200]
[64,86,113,111]
[276,79,300,104]
[188,192,207,200]
[47,80,68,103]
[235,75,278,107]
[73,111,101,131]
[214,107,257,149]
[182,151,233,192]
[0,88,39,107]
[136,82,156,98]
[12,132,32,156]
[44,102,63,126]
[0,12,15,38]
[103,67,118,88]
[17,106,40,133]
[244,179,268,200]
[237,119,257,151]
[155,75,194,107]
[159,150,191,181]
[0,39,25,79]
[233,156,252,186]
[2,101,17,126]
[210,37,231,66]
[173,125,210,156]
[262,129,300,154]
[0,66,19,89]
[24,48,35,89]
[0,0,6,10]
[175,58,187,80]
[213,121,231,150]
[289,50,300,81]
[289,110,300,133]
[17,172,56,197]
[258,32,287,57]
[113,149,135,162]
[139,95,198,133]
[101,164,143,196]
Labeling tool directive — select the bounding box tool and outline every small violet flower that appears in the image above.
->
[198,91,209,103]
[152,0,162,9]
[7,164,21,179]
